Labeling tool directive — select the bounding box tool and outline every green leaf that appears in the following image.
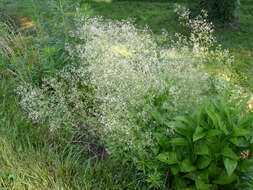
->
[206,129,222,137]
[195,179,212,190]
[174,116,193,126]
[180,158,196,173]
[229,137,238,145]
[196,170,209,181]
[170,138,188,146]
[218,119,229,135]
[154,133,169,150]
[167,121,193,137]
[213,170,238,184]
[184,170,209,182]
[205,106,218,128]
[156,152,178,165]
[195,143,209,155]
[223,158,237,176]
[197,156,211,169]
[233,128,251,137]
[230,137,250,147]
[239,159,253,172]
[237,137,250,147]
[205,137,220,152]
[221,147,239,160]
[193,126,206,142]
[170,164,180,175]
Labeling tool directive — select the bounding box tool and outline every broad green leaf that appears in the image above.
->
[180,158,196,173]
[233,128,251,137]
[206,129,222,137]
[193,126,206,142]
[195,108,203,127]
[197,156,211,169]
[174,116,193,126]
[230,137,250,147]
[167,121,193,137]
[237,137,250,147]
[170,138,188,146]
[218,119,229,135]
[237,113,253,127]
[195,179,212,190]
[213,171,238,184]
[229,137,238,145]
[195,143,209,155]
[156,152,178,165]
[206,137,220,152]
[221,147,238,160]
[223,158,237,176]
[239,159,253,172]
[170,164,180,175]
[205,106,219,128]
[196,170,209,181]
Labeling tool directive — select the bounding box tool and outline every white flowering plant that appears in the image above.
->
[14,7,247,188]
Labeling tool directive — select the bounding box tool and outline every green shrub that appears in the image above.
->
[187,0,240,23]
[152,94,253,189]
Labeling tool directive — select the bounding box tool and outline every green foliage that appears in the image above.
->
[152,94,253,189]
[188,0,240,23]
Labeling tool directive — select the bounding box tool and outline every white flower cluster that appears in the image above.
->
[16,12,238,161]
[173,4,234,66]
[16,66,93,131]
[67,16,217,157]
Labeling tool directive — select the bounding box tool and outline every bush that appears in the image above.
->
[152,94,253,189]
[187,0,240,23]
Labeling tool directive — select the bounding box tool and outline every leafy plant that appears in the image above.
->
[153,94,253,189]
